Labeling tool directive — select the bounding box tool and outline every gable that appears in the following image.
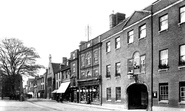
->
[124,11,150,28]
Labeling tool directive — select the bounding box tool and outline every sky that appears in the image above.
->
[0,0,156,79]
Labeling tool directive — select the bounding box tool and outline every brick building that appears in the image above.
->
[100,0,185,110]
[78,36,102,104]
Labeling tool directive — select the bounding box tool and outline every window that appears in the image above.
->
[180,82,185,102]
[73,63,75,73]
[81,54,85,67]
[106,41,110,53]
[180,6,185,23]
[106,65,111,78]
[133,52,140,69]
[139,24,146,39]
[159,14,168,31]
[140,55,146,73]
[127,59,133,74]
[159,83,168,101]
[159,49,168,69]
[87,70,92,77]
[128,30,134,44]
[86,52,91,66]
[80,71,85,78]
[116,87,121,101]
[179,45,185,66]
[106,87,111,100]
[93,68,99,76]
[115,37,120,49]
[94,50,99,64]
[115,62,121,76]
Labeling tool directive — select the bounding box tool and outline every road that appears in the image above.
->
[0,99,118,111]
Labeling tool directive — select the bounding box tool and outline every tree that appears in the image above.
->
[0,38,43,97]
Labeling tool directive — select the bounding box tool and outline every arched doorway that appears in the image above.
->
[127,83,148,109]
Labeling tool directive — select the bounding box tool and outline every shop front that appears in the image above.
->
[78,79,100,104]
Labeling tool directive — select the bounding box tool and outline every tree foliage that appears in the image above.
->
[0,38,44,77]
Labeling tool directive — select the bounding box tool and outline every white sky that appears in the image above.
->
[0,0,156,77]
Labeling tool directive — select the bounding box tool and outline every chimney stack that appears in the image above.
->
[62,57,67,66]
[109,12,126,29]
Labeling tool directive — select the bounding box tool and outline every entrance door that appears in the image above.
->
[127,84,148,109]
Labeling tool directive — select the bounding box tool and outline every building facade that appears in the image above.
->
[78,36,102,104]
[69,49,79,102]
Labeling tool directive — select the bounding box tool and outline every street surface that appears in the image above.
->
[0,98,117,111]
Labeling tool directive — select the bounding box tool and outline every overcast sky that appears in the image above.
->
[0,0,156,77]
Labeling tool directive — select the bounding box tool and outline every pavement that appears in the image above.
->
[27,98,146,111]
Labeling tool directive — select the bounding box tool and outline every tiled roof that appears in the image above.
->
[51,63,61,74]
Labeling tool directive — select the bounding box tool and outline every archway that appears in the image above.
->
[127,83,148,109]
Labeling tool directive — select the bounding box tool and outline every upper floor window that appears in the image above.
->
[128,30,134,44]
[72,63,75,73]
[93,68,99,76]
[86,52,91,66]
[180,6,185,23]
[93,50,99,64]
[159,14,168,31]
[115,37,120,49]
[159,49,168,69]
[80,71,85,78]
[106,65,111,78]
[180,82,185,102]
[127,59,134,74]
[159,83,168,101]
[140,55,146,73]
[139,24,146,39]
[116,87,121,101]
[87,70,92,77]
[179,45,185,66]
[115,62,121,76]
[106,41,110,53]
[81,54,85,67]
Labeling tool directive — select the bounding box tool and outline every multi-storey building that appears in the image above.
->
[47,54,61,99]
[78,36,102,104]
[69,49,79,102]
[57,58,71,101]
[100,0,185,111]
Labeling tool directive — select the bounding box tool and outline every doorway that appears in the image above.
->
[127,83,148,109]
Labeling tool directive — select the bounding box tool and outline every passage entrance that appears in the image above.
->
[127,83,148,109]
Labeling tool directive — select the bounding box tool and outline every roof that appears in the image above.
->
[51,63,61,74]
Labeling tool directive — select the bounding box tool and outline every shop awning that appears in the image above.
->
[51,90,58,93]
[57,82,70,93]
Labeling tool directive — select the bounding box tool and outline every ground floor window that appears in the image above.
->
[159,83,168,101]
[106,87,111,100]
[180,82,185,102]
[116,87,121,101]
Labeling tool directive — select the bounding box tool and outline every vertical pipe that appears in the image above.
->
[150,3,154,111]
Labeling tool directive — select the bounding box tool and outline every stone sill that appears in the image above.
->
[158,68,169,72]
[158,100,169,104]
[178,65,185,70]
[178,101,185,105]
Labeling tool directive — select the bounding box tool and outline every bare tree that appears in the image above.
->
[0,38,43,97]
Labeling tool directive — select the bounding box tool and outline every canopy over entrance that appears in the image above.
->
[57,82,70,93]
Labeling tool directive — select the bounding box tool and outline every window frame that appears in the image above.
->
[180,6,185,24]
[180,82,185,102]
[140,55,146,74]
[115,62,121,77]
[139,24,146,39]
[128,30,134,44]
[115,37,120,49]
[116,87,121,101]
[106,41,111,53]
[159,14,168,31]
[179,44,185,66]
[159,83,168,101]
[106,64,111,78]
[106,87,111,101]
[159,49,169,69]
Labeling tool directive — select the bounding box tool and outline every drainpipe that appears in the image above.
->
[150,3,154,111]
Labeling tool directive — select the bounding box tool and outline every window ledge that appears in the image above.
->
[178,65,185,70]
[106,51,111,54]
[139,36,146,40]
[115,100,121,102]
[158,29,168,34]
[179,101,185,105]
[115,47,121,50]
[158,100,169,104]
[178,22,185,27]
[107,100,112,102]
[115,75,121,78]
[106,77,111,80]
[158,68,169,72]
